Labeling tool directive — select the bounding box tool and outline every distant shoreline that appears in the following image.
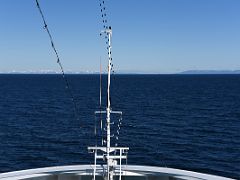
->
[1,70,240,75]
[1,72,240,75]
[179,70,240,74]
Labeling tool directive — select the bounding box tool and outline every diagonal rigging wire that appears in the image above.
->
[99,0,115,74]
[99,0,121,146]
[35,0,80,124]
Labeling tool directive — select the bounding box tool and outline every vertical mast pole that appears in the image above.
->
[106,27,112,180]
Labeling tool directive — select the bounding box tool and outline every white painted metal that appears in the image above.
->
[88,147,129,152]
[119,149,122,180]
[95,111,122,114]
[106,27,112,180]
[88,28,129,180]
[0,165,235,180]
[94,149,97,180]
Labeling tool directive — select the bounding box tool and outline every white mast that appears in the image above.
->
[106,27,112,180]
[88,27,128,180]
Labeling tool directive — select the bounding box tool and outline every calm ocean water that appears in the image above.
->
[0,74,239,179]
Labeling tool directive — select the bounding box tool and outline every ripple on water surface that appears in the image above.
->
[0,74,239,179]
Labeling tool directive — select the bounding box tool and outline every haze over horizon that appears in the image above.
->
[0,0,240,73]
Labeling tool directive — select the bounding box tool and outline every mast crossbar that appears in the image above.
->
[89,26,128,180]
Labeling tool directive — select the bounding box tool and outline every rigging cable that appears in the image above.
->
[35,0,80,124]
[99,0,121,147]
[99,0,114,74]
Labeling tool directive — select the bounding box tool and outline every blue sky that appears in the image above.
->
[0,0,240,73]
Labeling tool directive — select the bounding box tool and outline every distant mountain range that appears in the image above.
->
[0,70,99,74]
[179,70,240,74]
[1,70,240,74]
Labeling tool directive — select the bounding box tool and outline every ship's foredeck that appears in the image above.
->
[0,165,234,180]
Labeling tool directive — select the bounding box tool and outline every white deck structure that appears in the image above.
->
[0,165,235,180]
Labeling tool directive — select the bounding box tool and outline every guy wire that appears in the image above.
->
[35,0,80,125]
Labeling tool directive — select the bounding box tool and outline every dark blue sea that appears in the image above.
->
[0,74,239,179]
